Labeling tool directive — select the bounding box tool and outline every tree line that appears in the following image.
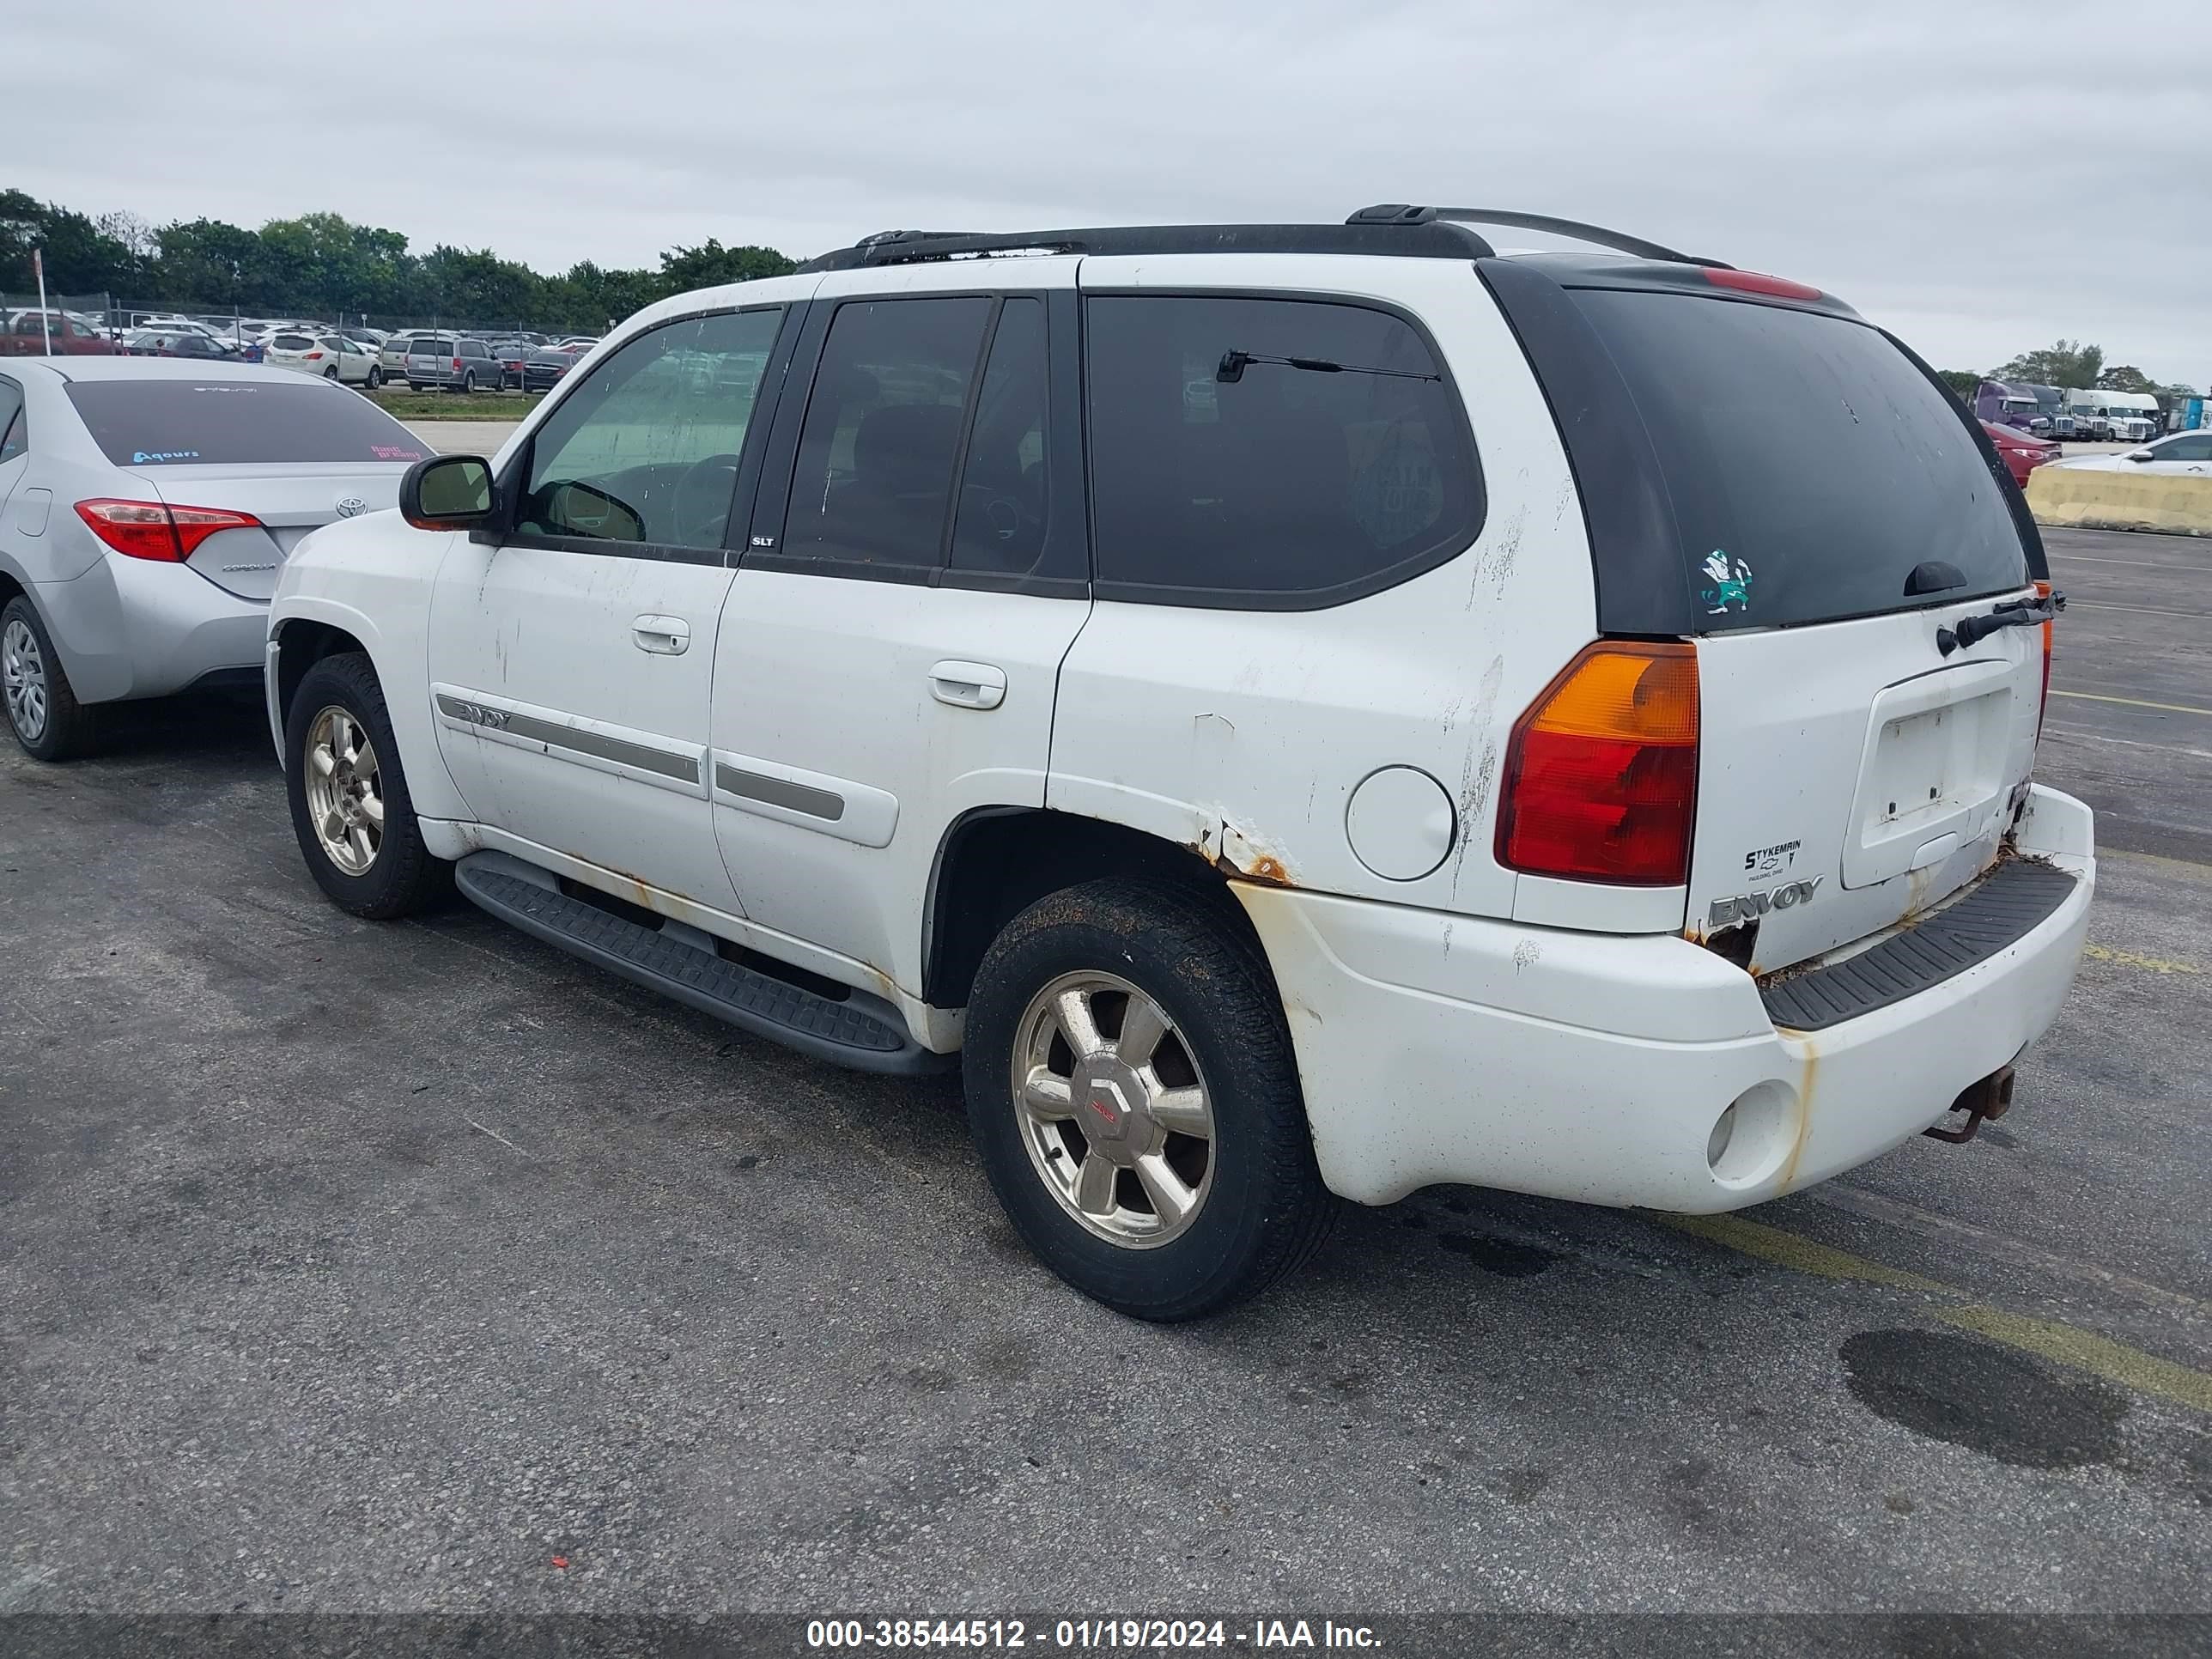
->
[1936,340,2197,404]
[0,187,797,331]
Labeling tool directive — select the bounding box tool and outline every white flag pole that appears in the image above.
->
[33,246,52,356]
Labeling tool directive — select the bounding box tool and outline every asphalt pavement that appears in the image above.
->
[410,420,520,456]
[2039,526,2212,865]
[1,528,2207,1629]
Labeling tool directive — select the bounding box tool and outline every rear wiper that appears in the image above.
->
[1216,349,1439,385]
[1937,589,2066,656]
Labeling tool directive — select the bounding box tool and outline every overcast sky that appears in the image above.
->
[19,2,2211,385]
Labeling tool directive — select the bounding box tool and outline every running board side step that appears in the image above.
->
[453,851,950,1075]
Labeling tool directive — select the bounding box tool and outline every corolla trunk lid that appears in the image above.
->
[133,464,407,599]
[1546,278,2047,975]
[62,374,428,600]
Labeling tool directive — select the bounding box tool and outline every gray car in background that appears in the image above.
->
[379,334,427,381]
[405,334,495,392]
[0,359,429,760]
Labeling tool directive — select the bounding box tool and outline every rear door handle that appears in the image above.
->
[632,615,690,655]
[929,660,1006,710]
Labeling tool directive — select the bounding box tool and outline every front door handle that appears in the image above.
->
[632,615,690,655]
[929,659,1006,710]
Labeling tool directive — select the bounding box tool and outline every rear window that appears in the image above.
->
[1571,290,2029,629]
[65,381,428,466]
[409,337,447,354]
[270,334,315,350]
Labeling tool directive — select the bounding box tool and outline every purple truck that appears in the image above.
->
[1975,380,2045,434]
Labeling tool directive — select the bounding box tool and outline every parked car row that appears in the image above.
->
[0,209,2097,1322]
[375,331,599,392]
[8,312,600,396]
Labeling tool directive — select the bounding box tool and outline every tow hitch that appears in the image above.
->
[1924,1064,2016,1145]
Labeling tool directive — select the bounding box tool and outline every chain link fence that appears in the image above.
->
[104,299,549,337]
[5,292,545,347]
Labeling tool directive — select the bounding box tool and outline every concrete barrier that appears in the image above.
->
[2027,465,2212,538]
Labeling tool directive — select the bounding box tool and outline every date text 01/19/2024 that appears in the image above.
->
[803,1619,1382,1650]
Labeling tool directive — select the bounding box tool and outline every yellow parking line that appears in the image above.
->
[2049,689,2212,717]
[1940,1306,2212,1415]
[2082,943,2202,975]
[1656,1212,1944,1292]
[1651,1212,2212,1415]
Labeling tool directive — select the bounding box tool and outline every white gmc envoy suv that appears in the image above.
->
[266,206,2094,1319]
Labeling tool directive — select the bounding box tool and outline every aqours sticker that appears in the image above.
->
[1700,550,1752,615]
[131,449,199,464]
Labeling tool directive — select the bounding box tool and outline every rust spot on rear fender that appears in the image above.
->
[1214,818,1297,887]
[1776,1039,1820,1191]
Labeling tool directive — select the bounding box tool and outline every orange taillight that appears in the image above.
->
[2034,579,2055,741]
[1495,642,1700,885]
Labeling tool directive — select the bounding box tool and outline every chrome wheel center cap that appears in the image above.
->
[1071,1057,1149,1164]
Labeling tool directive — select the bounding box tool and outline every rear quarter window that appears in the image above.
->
[65,380,429,466]
[1085,295,1483,608]
[1570,290,2029,629]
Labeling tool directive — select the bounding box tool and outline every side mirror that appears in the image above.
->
[400,454,495,529]
[2125,449,2156,463]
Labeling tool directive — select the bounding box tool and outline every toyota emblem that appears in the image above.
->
[334,495,368,519]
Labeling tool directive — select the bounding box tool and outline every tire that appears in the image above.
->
[323,365,339,380]
[459,371,476,393]
[283,651,451,919]
[366,367,382,389]
[963,878,1336,1320]
[1,595,98,761]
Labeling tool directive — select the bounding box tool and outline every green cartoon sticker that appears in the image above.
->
[1699,550,1753,615]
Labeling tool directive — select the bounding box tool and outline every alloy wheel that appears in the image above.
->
[303,704,385,875]
[2,617,49,741]
[1010,971,1217,1249]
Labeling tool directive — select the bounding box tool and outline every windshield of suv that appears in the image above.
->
[1570,290,2029,629]
[67,380,428,465]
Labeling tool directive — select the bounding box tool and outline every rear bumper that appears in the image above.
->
[34,554,267,704]
[1235,786,2095,1212]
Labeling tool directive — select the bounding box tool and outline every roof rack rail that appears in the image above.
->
[1346,204,1732,270]
[797,229,1084,272]
[796,219,1498,273]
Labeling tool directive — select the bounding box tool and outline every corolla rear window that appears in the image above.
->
[1571,290,2029,629]
[66,381,429,466]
